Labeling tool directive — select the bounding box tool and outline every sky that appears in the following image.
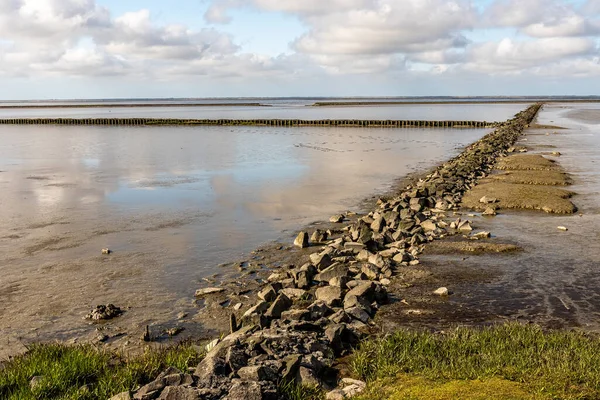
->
[0,0,599,99]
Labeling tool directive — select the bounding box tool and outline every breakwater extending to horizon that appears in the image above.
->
[0,118,495,128]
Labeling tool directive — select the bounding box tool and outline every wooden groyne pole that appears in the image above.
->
[0,118,495,128]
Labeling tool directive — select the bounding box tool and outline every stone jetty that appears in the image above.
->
[113,104,542,400]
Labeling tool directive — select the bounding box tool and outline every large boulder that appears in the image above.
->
[315,286,343,307]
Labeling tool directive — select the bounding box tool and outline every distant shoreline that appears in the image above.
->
[0,103,269,109]
[312,100,600,106]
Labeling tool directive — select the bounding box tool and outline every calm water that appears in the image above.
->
[0,103,526,121]
[0,103,532,358]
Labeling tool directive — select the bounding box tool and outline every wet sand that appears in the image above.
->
[0,122,489,359]
[377,103,600,332]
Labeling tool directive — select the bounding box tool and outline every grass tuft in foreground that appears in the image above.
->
[0,342,203,400]
[350,323,600,399]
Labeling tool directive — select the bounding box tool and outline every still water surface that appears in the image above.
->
[0,105,521,357]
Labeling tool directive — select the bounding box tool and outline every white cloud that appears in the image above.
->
[1,0,600,89]
[464,37,597,74]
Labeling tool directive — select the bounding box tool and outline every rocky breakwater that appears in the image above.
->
[119,104,542,400]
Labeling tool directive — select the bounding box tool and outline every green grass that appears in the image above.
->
[350,323,600,399]
[279,380,325,400]
[0,342,204,400]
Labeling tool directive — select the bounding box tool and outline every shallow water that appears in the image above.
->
[420,103,600,330]
[0,103,526,121]
[0,121,492,357]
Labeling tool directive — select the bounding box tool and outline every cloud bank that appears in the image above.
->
[1,0,599,96]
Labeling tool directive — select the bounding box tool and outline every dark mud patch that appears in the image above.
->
[529,123,567,130]
[566,109,600,124]
[3,234,22,239]
[26,176,51,181]
[425,239,523,255]
[145,219,190,232]
[27,220,70,229]
[375,260,505,333]
[45,183,77,188]
[24,236,83,255]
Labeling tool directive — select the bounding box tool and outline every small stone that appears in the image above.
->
[330,214,345,223]
[86,304,123,320]
[294,231,309,248]
[482,207,497,216]
[310,252,333,270]
[258,285,278,302]
[346,306,371,323]
[242,301,269,317]
[311,229,329,243]
[166,327,184,337]
[551,151,562,156]
[361,264,379,281]
[233,303,243,311]
[101,248,111,255]
[380,278,391,285]
[265,293,292,319]
[479,196,497,204]
[194,287,225,297]
[281,288,307,299]
[433,287,449,296]
[472,231,491,239]
[329,276,350,288]
[176,312,188,320]
[558,226,568,231]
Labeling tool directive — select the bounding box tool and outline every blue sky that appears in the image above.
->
[0,0,599,99]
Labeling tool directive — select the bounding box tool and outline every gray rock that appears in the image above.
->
[392,251,411,263]
[361,264,379,281]
[310,252,333,271]
[282,354,301,383]
[315,263,349,282]
[294,232,309,248]
[315,286,343,307]
[329,310,351,324]
[265,293,292,319]
[258,285,277,302]
[343,295,372,315]
[193,355,227,385]
[308,300,333,320]
[281,309,309,321]
[330,214,345,223]
[228,380,263,400]
[329,276,350,288]
[421,220,437,232]
[346,306,371,323]
[281,288,307,300]
[344,242,366,251]
[297,366,321,387]
[345,282,376,303]
[295,270,312,289]
[237,365,277,382]
[242,301,269,318]
[370,216,385,233]
[433,287,449,296]
[157,387,199,400]
[226,347,248,372]
[163,373,193,387]
[311,229,328,243]
[134,379,165,399]
[479,196,498,204]
[483,207,497,216]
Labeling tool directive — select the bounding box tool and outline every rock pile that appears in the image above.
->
[122,104,541,400]
[85,304,122,321]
